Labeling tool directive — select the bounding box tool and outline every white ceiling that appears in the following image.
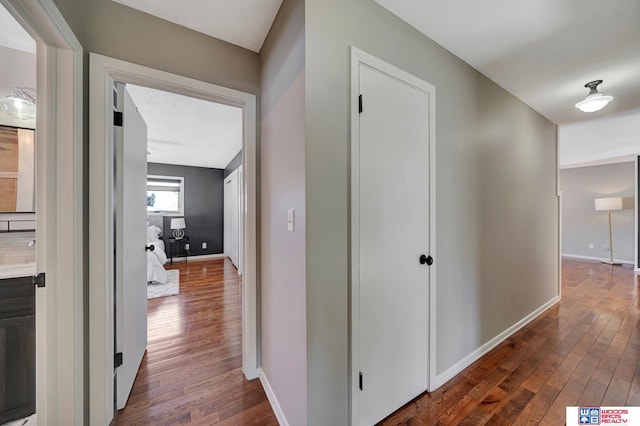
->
[126,85,242,169]
[375,0,640,125]
[0,4,35,54]
[112,0,283,52]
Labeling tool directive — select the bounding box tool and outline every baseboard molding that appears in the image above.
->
[431,295,560,390]
[258,368,289,426]
[561,253,634,265]
[172,253,226,262]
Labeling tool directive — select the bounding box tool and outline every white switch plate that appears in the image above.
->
[185,243,190,250]
[202,242,207,249]
[287,208,295,232]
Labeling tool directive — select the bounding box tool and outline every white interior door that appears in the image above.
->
[354,60,432,425]
[115,84,148,409]
[224,169,239,268]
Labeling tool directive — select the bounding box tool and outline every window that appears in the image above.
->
[147,175,184,215]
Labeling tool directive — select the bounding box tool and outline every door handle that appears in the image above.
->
[145,244,155,252]
[419,254,433,266]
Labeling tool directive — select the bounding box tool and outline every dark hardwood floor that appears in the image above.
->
[115,258,639,425]
[114,258,278,426]
[381,259,640,425]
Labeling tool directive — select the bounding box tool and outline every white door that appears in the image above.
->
[224,169,239,268]
[115,84,148,409]
[354,59,432,425]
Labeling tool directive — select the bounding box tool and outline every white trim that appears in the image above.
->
[350,46,436,425]
[561,253,635,265]
[171,253,227,262]
[431,296,560,389]
[258,368,290,426]
[89,53,259,424]
[635,156,638,270]
[1,1,83,424]
[560,155,637,170]
[557,127,563,300]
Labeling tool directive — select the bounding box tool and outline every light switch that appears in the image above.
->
[287,208,295,232]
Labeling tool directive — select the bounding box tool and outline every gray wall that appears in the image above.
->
[259,0,307,425]
[147,163,224,255]
[53,0,260,95]
[0,47,36,129]
[560,162,635,263]
[305,1,558,424]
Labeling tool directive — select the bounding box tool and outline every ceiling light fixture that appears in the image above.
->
[0,87,36,120]
[575,80,612,113]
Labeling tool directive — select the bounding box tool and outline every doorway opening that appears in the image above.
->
[0,7,37,423]
[110,82,251,419]
[89,53,258,425]
[0,0,83,424]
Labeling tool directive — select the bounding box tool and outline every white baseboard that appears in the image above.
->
[258,368,289,426]
[561,253,634,265]
[431,295,560,390]
[172,253,226,262]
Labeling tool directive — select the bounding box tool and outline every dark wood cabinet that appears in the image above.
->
[0,276,35,424]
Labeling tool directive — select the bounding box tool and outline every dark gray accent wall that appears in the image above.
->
[148,163,224,255]
[224,150,243,178]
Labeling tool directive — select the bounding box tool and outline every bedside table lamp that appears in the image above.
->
[170,217,186,240]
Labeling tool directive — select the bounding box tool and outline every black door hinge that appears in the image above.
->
[32,272,45,288]
[359,372,363,391]
[114,352,123,368]
[114,111,123,127]
[358,95,363,114]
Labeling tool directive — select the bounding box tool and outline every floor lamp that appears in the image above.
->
[594,197,623,265]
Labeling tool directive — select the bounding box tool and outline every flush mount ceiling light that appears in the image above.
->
[0,87,36,120]
[575,80,613,113]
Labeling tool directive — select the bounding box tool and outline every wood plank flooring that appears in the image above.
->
[114,258,277,426]
[381,259,640,425]
[115,258,639,425]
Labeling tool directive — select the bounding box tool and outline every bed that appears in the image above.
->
[147,223,168,284]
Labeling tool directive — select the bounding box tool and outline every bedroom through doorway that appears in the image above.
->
[113,82,256,421]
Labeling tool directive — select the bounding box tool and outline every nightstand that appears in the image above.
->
[167,236,190,264]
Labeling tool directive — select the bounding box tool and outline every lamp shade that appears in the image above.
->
[575,93,613,113]
[170,217,186,229]
[594,197,623,211]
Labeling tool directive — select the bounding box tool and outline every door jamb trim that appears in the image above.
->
[89,53,259,424]
[1,1,84,424]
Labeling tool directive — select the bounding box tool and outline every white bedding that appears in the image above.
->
[147,224,168,284]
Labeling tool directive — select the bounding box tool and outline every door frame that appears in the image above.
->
[89,53,259,424]
[1,1,83,424]
[349,46,436,424]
